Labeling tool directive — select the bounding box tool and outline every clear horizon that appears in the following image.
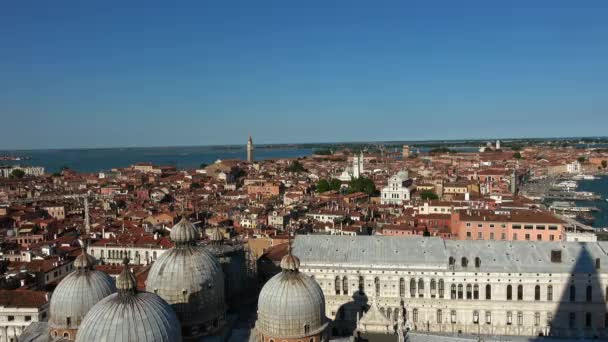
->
[1,1,607,150]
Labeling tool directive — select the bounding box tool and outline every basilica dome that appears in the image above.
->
[146,217,226,337]
[76,258,182,342]
[49,248,116,339]
[256,248,328,339]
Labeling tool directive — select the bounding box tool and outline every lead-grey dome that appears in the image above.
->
[256,251,328,338]
[49,249,116,331]
[76,258,182,342]
[146,217,226,337]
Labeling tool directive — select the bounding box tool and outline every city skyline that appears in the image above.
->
[1,1,608,149]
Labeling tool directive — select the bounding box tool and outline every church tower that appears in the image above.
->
[247,136,254,163]
[352,152,364,179]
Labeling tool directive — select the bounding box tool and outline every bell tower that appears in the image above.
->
[247,135,254,163]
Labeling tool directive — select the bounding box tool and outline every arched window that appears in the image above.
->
[475,257,481,268]
[418,278,424,296]
[485,284,491,300]
[507,285,512,300]
[380,307,385,316]
[343,276,349,295]
[473,284,479,299]
[458,284,464,299]
[547,285,553,301]
[374,277,380,297]
[437,309,443,323]
[517,285,523,301]
[413,308,418,322]
[461,257,468,267]
[335,276,341,295]
[386,308,391,320]
[466,284,472,299]
[358,276,365,294]
[430,279,437,296]
[449,256,455,266]
[63,333,70,339]
[399,278,406,297]
[534,285,540,301]
[410,278,416,297]
[304,324,310,335]
[451,284,457,299]
[570,285,576,302]
[438,279,445,298]
[586,285,592,302]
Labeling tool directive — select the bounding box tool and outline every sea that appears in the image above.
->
[0,146,314,173]
[576,176,608,229]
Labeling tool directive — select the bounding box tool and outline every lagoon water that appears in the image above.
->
[0,146,314,173]
[577,176,608,228]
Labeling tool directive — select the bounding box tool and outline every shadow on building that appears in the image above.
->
[532,243,607,340]
[331,291,370,337]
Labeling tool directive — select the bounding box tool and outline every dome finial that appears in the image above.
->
[74,239,95,271]
[171,216,199,247]
[116,256,137,297]
[280,230,300,271]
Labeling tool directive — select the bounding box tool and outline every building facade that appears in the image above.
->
[380,171,414,205]
[294,235,608,339]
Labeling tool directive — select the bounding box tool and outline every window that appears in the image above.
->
[537,234,542,241]
[413,308,418,322]
[517,312,523,326]
[66,317,71,326]
[335,276,341,295]
[418,278,424,297]
[586,285,592,302]
[473,310,479,324]
[437,309,442,323]
[569,312,576,329]
[586,312,592,328]
[549,225,558,230]
[399,278,405,297]
[535,312,540,326]
[507,285,512,300]
[517,285,523,300]
[475,257,481,268]
[524,224,533,230]
[304,324,310,335]
[466,232,472,239]
[485,284,491,300]
[63,333,70,339]
[570,285,576,302]
[448,257,455,266]
[513,233,518,240]
[25,316,31,321]
[438,279,445,298]
[451,284,457,299]
[473,284,479,299]
[525,234,530,240]
[461,257,468,267]
[375,277,380,297]
[458,284,463,299]
[501,233,506,240]
[466,284,472,299]
[489,232,494,240]
[430,279,437,297]
[8,316,14,321]
[477,232,482,239]
[486,311,491,324]
[343,277,349,295]
[451,310,457,323]
[358,276,365,294]
[507,311,512,325]
[512,224,521,229]
[548,312,553,325]
[547,285,553,301]
[535,285,540,301]
[537,225,545,230]
[410,278,416,297]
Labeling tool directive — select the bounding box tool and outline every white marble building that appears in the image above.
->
[380,171,414,205]
[294,235,608,339]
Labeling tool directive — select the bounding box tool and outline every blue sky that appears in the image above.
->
[1,1,607,149]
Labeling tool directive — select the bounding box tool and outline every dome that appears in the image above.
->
[170,216,199,244]
[256,251,328,338]
[146,218,226,336]
[49,249,116,332]
[76,259,182,342]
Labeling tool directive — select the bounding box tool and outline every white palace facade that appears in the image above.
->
[293,235,608,339]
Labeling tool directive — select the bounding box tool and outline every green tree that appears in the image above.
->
[286,160,306,173]
[420,190,439,200]
[316,179,330,193]
[577,156,586,163]
[602,160,607,169]
[347,177,377,195]
[512,152,523,159]
[329,178,342,192]
[10,169,25,179]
